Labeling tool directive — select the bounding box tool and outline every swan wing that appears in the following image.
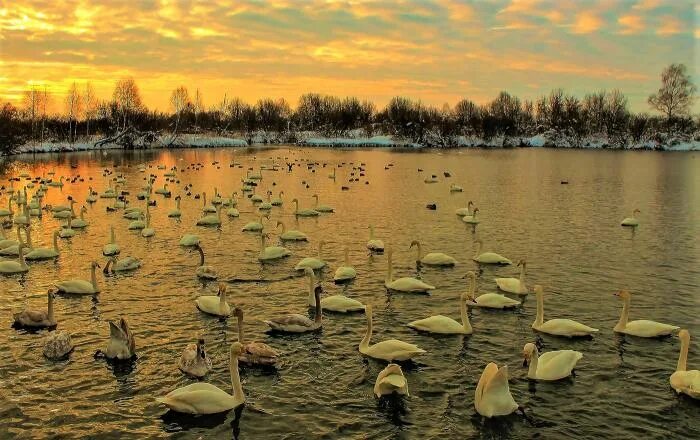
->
[670,370,700,398]
[539,319,598,336]
[244,341,279,359]
[407,315,464,333]
[366,339,425,361]
[473,293,520,309]
[480,365,518,417]
[55,279,95,294]
[265,314,314,330]
[494,278,520,293]
[537,350,583,380]
[623,320,680,337]
[321,295,364,312]
[388,277,435,292]
[158,386,237,414]
[22,309,50,324]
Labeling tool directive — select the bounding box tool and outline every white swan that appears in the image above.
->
[201,191,217,213]
[522,343,582,380]
[102,226,120,256]
[271,191,283,206]
[97,317,135,360]
[196,206,222,227]
[472,240,511,265]
[55,261,100,294]
[264,285,323,333]
[359,304,425,361]
[474,363,518,418]
[465,271,520,309]
[385,248,435,293]
[312,194,334,213]
[334,247,357,282]
[128,212,146,230]
[168,195,182,217]
[258,233,291,262]
[194,244,218,280]
[621,209,640,227]
[13,289,56,328]
[374,364,409,398]
[234,307,279,366]
[449,183,463,192]
[258,191,273,211]
[0,244,29,274]
[196,283,231,317]
[407,290,471,334]
[104,256,141,272]
[70,206,89,228]
[241,216,264,232]
[25,231,60,260]
[53,199,75,219]
[292,198,319,217]
[155,183,171,197]
[277,221,307,241]
[532,285,598,337]
[495,259,528,294]
[295,240,327,270]
[141,212,155,237]
[0,225,32,256]
[613,289,679,337]
[670,329,700,399]
[178,338,212,378]
[58,216,76,238]
[43,331,74,359]
[367,225,384,252]
[462,207,480,224]
[179,234,200,247]
[410,240,457,266]
[302,268,364,312]
[0,226,18,248]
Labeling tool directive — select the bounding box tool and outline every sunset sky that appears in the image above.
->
[0,0,697,114]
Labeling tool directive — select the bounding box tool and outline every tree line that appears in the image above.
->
[0,63,696,153]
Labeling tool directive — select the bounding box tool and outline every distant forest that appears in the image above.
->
[0,63,696,153]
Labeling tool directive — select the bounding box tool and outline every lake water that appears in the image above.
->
[0,146,698,439]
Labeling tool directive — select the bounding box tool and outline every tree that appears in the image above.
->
[193,88,203,131]
[22,87,39,143]
[648,63,696,121]
[84,82,97,138]
[112,78,143,130]
[65,82,82,143]
[170,86,190,136]
[0,103,25,154]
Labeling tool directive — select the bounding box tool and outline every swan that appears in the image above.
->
[222,192,238,207]
[194,244,218,280]
[472,240,511,265]
[613,289,679,337]
[410,240,457,266]
[25,231,60,260]
[0,226,31,256]
[0,227,18,248]
[58,216,76,238]
[102,226,120,256]
[55,262,100,294]
[179,234,200,247]
[302,268,364,312]
[0,244,29,274]
[234,307,279,366]
[621,209,640,227]
[359,304,426,361]
[168,195,182,217]
[449,183,463,192]
[86,187,97,203]
[522,342,582,380]
[374,364,409,398]
[196,206,222,227]
[128,212,146,230]
[0,198,13,217]
[70,206,89,228]
[292,198,319,217]
[211,188,224,205]
[241,216,264,232]
[178,338,212,378]
[249,168,263,180]
[334,247,357,282]
[367,225,384,252]
[104,256,141,273]
[265,284,323,333]
[52,199,76,219]
[258,233,291,262]
[462,207,480,224]
[13,289,56,328]
[271,191,283,206]
[328,168,336,179]
[122,206,144,220]
[474,363,519,418]
[141,212,155,237]
[408,289,471,334]
[258,191,273,211]
[155,183,171,197]
[201,192,217,213]
[295,240,327,271]
[96,317,135,360]
[157,342,246,414]
[465,271,520,309]
[670,329,700,399]
[277,221,307,241]
[227,205,240,217]
[532,285,598,337]
[312,194,334,213]
[43,331,74,359]
[13,203,30,225]
[47,176,64,187]
[385,248,435,293]
[495,259,528,294]
[196,283,231,317]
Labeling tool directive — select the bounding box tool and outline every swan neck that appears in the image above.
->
[360,310,372,350]
[91,265,98,290]
[468,275,476,300]
[386,252,393,283]
[307,273,315,305]
[176,198,180,209]
[314,292,322,323]
[236,314,244,344]
[415,243,422,261]
[528,347,539,378]
[474,242,482,259]
[519,264,526,291]
[198,246,205,266]
[230,348,244,401]
[460,293,471,332]
[677,336,689,372]
[534,290,544,327]
[48,293,54,322]
[53,232,59,252]
[344,248,350,265]
[616,296,630,330]
[220,289,227,309]
[110,227,115,244]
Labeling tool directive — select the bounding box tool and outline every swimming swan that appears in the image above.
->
[104,256,141,273]
[670,329,700,399]
[472,240,511,265]
[102,226,120,256]
[465,271,520,309]
[462,207,480,225]
[522,342,582,380]
[385,248,435,293]
[295,240,326,270]
[474,363,519,418]
[456,200,474,217]
[55,261,100,294]
[333,247,357,282]
[96,317,135,360]
[258,233,291,262]
[292,198,319,217]
[178,338,212,378]
[621,209,640,227]
[312,194,334,213]
[277,221,307,241]
[196,283,231,317]
[25,231,60,260]
[532,285,598,337]
[374,364,409,397]
[304,268,364,312]
[234,307,279,366]
[194,244,218,280]
[407,289,471,334]
[366,225,384,252]
[264,285,323,333]
[495,259,528,294]
[359,304,425,361]
[613,289,679,337]
[0,244,29,274]
[410,240,457,266]
[13,289,56,328]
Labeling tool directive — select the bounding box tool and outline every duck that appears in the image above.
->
[374,364,409,398]
[43,331,74,359]
[234,307,279,366]
[334,247,357,282]
[258,232,291,262]
[264,285,323,333]
[96,317,135,360]
[621,209,640,227]
[157,342,246,414]
[241,216,264,232]
[179,234,200,247]
[462,207,480,224]
[277,221,307,241]
[196,206,222,227]
[613,289,679,337]
[408,290,472,334]
[359,304,425,361]
[103,255,141,273]
[532,285,598,337]
[168,195,182,217]
[385,247,435,293]
[70,206,89,228]
[522,342,582,380]
[13,289,56,328]
[102,226,120,256]
[495,259,529,294]
[465,271,520,309]
[55,261,101,294]
[366,225,384,252]
[25,230,60,260]
[472,240,511,265]
[312,194,334,213]
[670,329,700,399]
[178,338,212,378]
[410,240,457,266]
[196,283,231,317]
[194,244,218,280]
[0,244,29,274]
[295,240,326,271]
[474,363,519,418]
[292,198,319,217]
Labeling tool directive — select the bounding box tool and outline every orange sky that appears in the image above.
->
[0,0,697,113]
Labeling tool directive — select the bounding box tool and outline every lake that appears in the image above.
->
[0,146,698,439]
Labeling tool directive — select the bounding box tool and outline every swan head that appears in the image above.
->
[522,343,536,365]
[517,259,526,267]
[472,207,479,214]
[534,285,544,295]
[613,289,631,300]
[464,271,476,280]
[234,307,244,319]
[291,198,299,203]
[197,339,207,359]
[633,209,640,215]
[91,261,101,269]
[276,221,283,228]
[678,329,689,342]
[217,283,227,297]
[409,240,420,248]
[230,342,243,356]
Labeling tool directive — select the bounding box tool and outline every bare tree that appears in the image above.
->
[65,82,82,143]
[648,63,697,121]
[112,78,143,130]
[193,88,203,132]
[83,82,97,139]
[170,85,190,137]
[22,87,39,144]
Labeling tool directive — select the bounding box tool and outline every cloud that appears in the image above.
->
[571,11,603,34]
[656,15,682,35]
[618,14,645,34]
